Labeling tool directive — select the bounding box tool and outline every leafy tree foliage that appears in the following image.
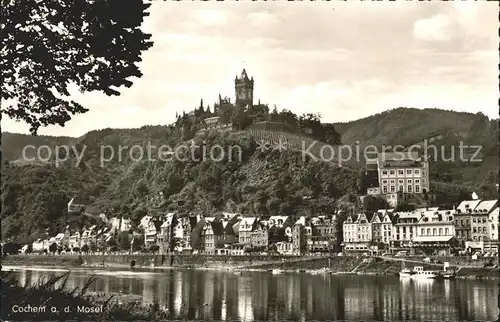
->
[395,202,416,212]
[362,195,389,212]
[117,231,131,250]
[1,0,153,134]
[49,242,58,254]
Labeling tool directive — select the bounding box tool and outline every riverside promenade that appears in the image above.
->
[2,254,498,279]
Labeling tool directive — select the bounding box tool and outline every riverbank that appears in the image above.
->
[2,254,498,279]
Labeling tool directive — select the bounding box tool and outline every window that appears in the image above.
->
[407,179,412,183]
[414,179,420,184]
[382,185,388,193]
[415,185,420,193]
[421,228,425,235]
[390,179,395,184]
[439,228,443,235]
[472,218,476,223]
[382,180,388,184]
[398,185,404,192]
[473,227,477,233]
[407,185,412,193]
[482,218,486,224]
[414,169,420,175]
[390,185,395,192]
[382,170,388,175]
[445,228,449,235]
[426,228,430,235]
[398,179,404,184]
[406,169,412,175]
[390,170,395,175]
[432,228,436,235]
[398,170,404,175]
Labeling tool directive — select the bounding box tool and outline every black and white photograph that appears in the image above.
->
[1,1,499,321]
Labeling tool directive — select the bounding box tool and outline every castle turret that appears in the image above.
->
[235,68,254,107]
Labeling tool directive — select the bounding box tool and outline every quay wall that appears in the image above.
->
[2,254,498,279]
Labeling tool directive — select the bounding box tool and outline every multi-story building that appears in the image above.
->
[371,210,395,248]
[309,216,336,253]
[238,217,257,245]
[366,151,430,207]
[454,199,481,244]
[292,219,306,255]
[413,210,456,255]
[469,200,498,252]
[390,211,422,252]
[159,213,176,254]
[144,220,159,249]
[250,222,269,250]
[342,213,374,251]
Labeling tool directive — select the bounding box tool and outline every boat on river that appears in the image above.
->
[440,262,456,279]
[411,266,438,279]
[399,261,415,278]
[272,269,284,275]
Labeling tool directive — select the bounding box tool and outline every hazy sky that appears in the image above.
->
[3,1,498,137]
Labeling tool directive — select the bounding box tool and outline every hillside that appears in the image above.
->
[334,107,498,187]
[1,132,74,161]
[1,131,359,243]
[1,107,497,243]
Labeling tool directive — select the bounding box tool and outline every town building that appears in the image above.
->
[292,219,307,256]
[454,199,482,245]
[390,211,422,253]
[238,217,258,245]
[309,216,336,253]
[343,213,374,252]
[144,220,159,249]
[413,210,457,256]
[250,222,269,251]
[371,210,396,249]
[158,213,176,254]
[67,197,86,213]
[365,151,430,207]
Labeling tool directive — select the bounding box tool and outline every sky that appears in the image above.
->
[2,1,498,137]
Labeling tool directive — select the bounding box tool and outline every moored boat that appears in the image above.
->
[272,269,284,275]
[399,261,415,278]
[441,271,455,279]
[411,266,438,279]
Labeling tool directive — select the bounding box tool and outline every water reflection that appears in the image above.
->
[6,268,498,321]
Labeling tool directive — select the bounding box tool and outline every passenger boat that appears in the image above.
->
[272,269,284,275]
[399,261,414,278]
[411,266,438,279]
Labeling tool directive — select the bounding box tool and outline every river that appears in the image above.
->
[3,266,498,321]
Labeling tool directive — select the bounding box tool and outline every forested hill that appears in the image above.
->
[333,107,495,147]
[1,107,498,243]
[332,107,498,187]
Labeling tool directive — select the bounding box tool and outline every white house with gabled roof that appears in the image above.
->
[238,217,257,245]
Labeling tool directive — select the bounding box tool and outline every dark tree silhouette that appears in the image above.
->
[81,244,89,253]
[49,242,58,254]
[1,0,153,134]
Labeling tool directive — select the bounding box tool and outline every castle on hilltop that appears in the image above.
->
[177,69,270,138]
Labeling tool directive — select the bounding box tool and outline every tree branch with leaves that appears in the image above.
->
[1,0,153,134]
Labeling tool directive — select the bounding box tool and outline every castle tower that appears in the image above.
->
[235,69,254,107]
